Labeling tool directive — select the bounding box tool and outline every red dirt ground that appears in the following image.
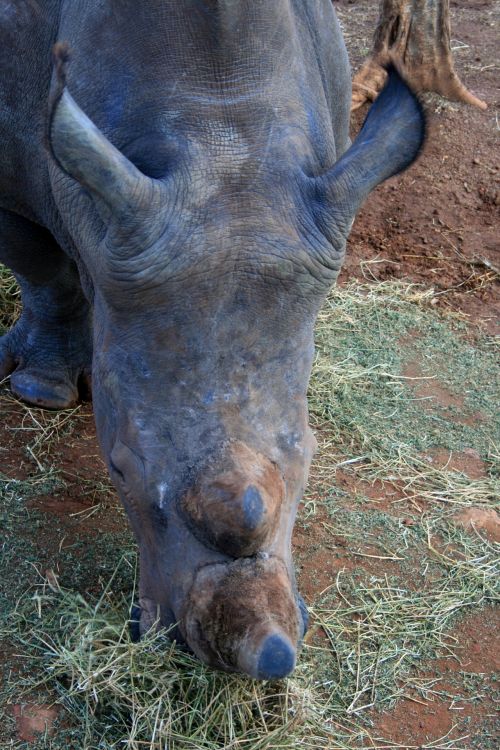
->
[338,0,499,338]
[1,1,498,747]
[373,607,499,747]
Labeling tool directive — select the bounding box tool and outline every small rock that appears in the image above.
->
[462,447,481,461]
[453,507,500,542]
[11,703,59,743]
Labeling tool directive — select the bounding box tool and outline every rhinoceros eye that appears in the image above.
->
[151,502,169,530]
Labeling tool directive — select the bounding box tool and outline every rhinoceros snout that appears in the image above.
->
[125,439,307,678]
[182,556,302,680]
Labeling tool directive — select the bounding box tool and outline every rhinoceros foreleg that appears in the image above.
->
[0,210,92,409]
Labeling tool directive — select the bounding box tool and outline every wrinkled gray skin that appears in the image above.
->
[0,1,424,679]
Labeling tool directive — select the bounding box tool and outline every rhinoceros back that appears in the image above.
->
[0,1,62,223]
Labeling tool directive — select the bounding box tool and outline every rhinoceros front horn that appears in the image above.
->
[48,43,153,221]
[183,557,301,680]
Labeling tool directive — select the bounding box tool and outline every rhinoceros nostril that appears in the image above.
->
[241,485,264,531]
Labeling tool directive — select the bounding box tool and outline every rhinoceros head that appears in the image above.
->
[48,45,424,678]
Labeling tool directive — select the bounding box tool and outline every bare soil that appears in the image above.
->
[339,0,500,336]
[10,704,60,744]
[373,607,499,747]
[1,1,498,747]
[330,2,499,743]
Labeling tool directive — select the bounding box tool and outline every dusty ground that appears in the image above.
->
[339,0,499,336]
[0,1,498,748]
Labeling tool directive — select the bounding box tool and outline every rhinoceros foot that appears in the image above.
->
[0,312,92,410]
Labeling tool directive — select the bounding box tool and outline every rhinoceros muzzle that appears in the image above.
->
[126,440,309,679]
[134,555,307,680]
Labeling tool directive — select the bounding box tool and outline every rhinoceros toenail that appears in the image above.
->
[242,485,264,531]
[257,633,295,680]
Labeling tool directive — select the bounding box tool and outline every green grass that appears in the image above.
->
[3,587,339,749]
[310,281,499,458]
[307,282,499,508]
[1,269,499,749]
[309,516,498,711]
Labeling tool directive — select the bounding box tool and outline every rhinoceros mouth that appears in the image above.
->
[129,556,309,680]
[131,596,184,644]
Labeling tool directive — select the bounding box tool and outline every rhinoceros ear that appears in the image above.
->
[48,43,151,222]
[313,66,425,238]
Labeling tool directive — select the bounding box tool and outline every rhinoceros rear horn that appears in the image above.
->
[181,442,284,558]
[48,43,152,222]
[313,66,426,236]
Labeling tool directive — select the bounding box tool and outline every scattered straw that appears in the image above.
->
[1,272,498,748]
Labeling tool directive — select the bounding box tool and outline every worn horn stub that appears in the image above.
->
[182,556,301,679]
[181,442,284,557]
